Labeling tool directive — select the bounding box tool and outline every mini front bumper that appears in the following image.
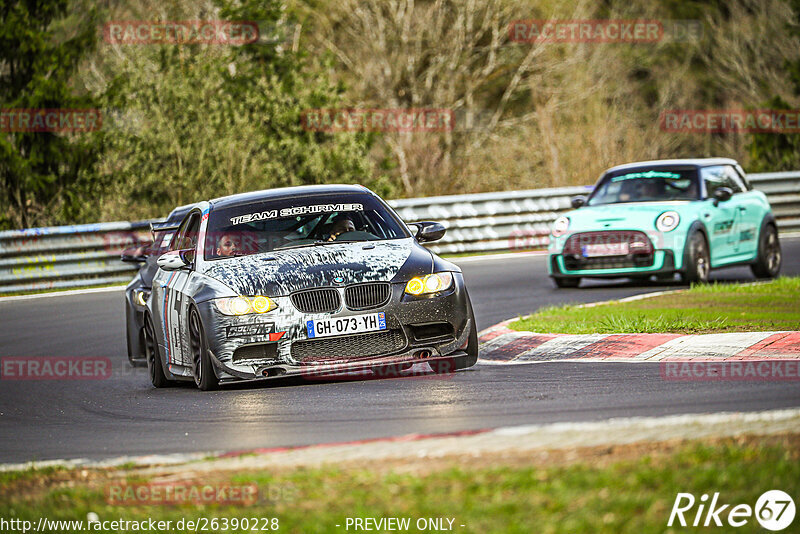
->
[549,250,677,279]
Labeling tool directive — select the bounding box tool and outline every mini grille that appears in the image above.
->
[291,288,340,313]
[291,329,406,364]
[563,254,655,271]
[344,283,391,310]
[563,230,653,255]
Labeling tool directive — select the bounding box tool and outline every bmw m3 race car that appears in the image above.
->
[143,185,478,390]
[548,158,782,287]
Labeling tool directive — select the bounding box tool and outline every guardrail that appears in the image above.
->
[1,172,798,293]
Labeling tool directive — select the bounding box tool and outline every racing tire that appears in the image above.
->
[144,314,172,388]
[552,277,580,288]
[681,231,710,284]
[189,307,219,391]
[750,224,781,279]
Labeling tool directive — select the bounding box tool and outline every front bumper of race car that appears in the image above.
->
[196,273,474,381]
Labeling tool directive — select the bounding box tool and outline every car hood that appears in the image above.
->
[567,201,693,230]
[201,238,425,296]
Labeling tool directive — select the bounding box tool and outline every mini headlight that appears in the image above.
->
[656,211,680,232]
[552,216,570,237]
[214,296,277,315]
[404,272,454,296]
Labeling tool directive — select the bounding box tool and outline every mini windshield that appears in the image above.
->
[587,168,700,206]
[204,193,410,260]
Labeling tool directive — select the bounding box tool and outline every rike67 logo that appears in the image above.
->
[669,490,795,531]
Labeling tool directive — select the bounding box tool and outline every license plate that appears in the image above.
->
[306,312,386,339]
[582,243,629,257]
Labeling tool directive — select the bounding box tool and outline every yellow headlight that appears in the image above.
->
[405,277,425,295]
[215,295,278,315]
[251,295,275,313]
[405,273,454,296]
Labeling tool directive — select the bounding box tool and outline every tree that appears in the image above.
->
[748,0,800,172]
[0,0,101,229]
[81,0,385,223]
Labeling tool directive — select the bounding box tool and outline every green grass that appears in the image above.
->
[0,437,796,533]
[511,277,800,334]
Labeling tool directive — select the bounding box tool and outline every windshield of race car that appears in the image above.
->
[204,193,411,259]
[587,168,700,206]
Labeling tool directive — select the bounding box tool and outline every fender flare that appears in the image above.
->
[753,213,777,263]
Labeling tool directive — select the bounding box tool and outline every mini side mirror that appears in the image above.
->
[571,196,587,209]
[712,187,733,206]
[410,221,446,243]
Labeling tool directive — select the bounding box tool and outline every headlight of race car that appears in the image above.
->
[132,288,150,308]
[214,296,278,316]
[551,216,570,237]
[655,211,680,232]
[404,272,454,296]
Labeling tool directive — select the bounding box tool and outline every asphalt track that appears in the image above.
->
[0,238,798,463]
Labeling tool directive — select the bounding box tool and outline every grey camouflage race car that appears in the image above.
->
[144,184,478,390]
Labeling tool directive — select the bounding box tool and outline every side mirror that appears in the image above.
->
[571,196,587,209]
[712,187,733,206]
[410,221,446,243]
[120,246,147,264]
[156,250,192,271]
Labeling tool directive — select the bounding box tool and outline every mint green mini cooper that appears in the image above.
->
[548,158,782,288]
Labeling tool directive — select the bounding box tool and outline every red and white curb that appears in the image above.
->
[478,320,800,364]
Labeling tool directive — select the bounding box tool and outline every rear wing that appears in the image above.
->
[150,220,181,245]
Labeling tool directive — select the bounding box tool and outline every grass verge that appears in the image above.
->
[511,277,800,334]
[0,434,797,533]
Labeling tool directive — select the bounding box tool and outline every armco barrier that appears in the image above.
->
[0,172,798,293]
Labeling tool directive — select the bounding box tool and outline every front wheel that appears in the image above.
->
[681,231,710,284]
[751,224,781,279]
[189,308,219,391]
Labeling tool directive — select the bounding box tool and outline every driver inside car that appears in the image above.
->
[325,214,356,241]
[215,232,241,257]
